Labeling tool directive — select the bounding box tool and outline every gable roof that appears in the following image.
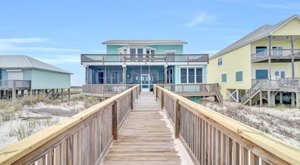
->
[102,40,187,45]
[210,15,300,60]
[0,55,71,74]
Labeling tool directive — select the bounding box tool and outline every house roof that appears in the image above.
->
[0,55,71,74]
[210,15,300,60]
[102,40,188,45]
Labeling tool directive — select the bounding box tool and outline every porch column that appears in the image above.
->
[291,92,295,107]
[268,36,272,107]
[122,65,126,84]
[279,92,283,104]
[164,65,168,84]
[85,66,89,84]
[296,92,300,108]
[291,35,295,79]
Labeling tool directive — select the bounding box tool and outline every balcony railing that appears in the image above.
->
[0,80,31,90]
[251,49,300,62]
[81,54,209,65]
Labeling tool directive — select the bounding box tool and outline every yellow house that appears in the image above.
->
[208,15,300,107]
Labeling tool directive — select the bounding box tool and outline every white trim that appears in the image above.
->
[179,66,204,84]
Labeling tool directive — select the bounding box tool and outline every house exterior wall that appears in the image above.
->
[31,69,71,89]
[208,45,251,96]
[273,18,300,36]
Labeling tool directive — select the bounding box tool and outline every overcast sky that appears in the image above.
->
[0,0,299,85]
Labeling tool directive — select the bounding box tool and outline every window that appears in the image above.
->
[256,69,268,79]
[196,68,203,83]
[235,71,243,82]
[256,46,267,56]
[181,67,203,83]
[188,68,195,83]
[0,69,2,80]
[218,58,222,66]
[221,74,227,83]
[180,68,187,83]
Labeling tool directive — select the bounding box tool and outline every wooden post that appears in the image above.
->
[12,89,16,101]
[175,99,180,138]
[164,65,168,84]
[68,88,71,100]
[259,91,263,107]
[279,92,283,104]
[296,92,300,108]
[130,91,134,109]
[112,101,118,140]
[85,66,89,84]
[160,90,164,109]
[268,36,272,107]
[291,92,295,107]
[291,35,295,80]
[61,89,64,102]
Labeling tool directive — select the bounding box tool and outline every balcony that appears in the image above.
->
[81,54,209,66]
[251,49,300,63]
[0,80,31,90]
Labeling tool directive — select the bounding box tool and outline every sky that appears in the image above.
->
[0,0,299,86]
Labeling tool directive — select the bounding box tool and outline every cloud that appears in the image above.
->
[0,37,48,44]
[185,13,216,27]
[0,37,80,53]
[37,55,80,64]
[258,2,300,9]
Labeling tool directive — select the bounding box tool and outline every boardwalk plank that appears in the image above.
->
[102,92,192,165]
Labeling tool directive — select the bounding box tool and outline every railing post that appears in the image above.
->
[160,90,164,109]
[175,99,180,138]
[112,100,118,140]
[130,91,134,109]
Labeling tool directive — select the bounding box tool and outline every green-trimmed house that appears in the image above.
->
[81,40,209,91]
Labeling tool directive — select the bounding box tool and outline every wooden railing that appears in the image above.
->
[81,54,209,65]
[0,85,140,165]
[158,83,223,103]
[0,80,31,90]
[82,84,138,97]
[251,49,300,62]
[155,85,300,165]
[242,78,300,103]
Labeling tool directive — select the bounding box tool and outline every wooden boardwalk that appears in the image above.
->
[101,92,193,165]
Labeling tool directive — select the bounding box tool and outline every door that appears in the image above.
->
[97,71,104,84]
[7,70,23,80]
[141,74,150,91]
[275,71,285,79]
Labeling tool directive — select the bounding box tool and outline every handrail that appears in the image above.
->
[0,85,140,164]
[82,84,136,97]
[157,83,223,103]
[155,85,300,165]
[241,80,261,103]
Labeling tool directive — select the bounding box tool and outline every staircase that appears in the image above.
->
[241,81,263,105]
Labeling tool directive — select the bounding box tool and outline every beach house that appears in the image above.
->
[208,15,300,107]
[0,55,71,99]
[81,40,209,91]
